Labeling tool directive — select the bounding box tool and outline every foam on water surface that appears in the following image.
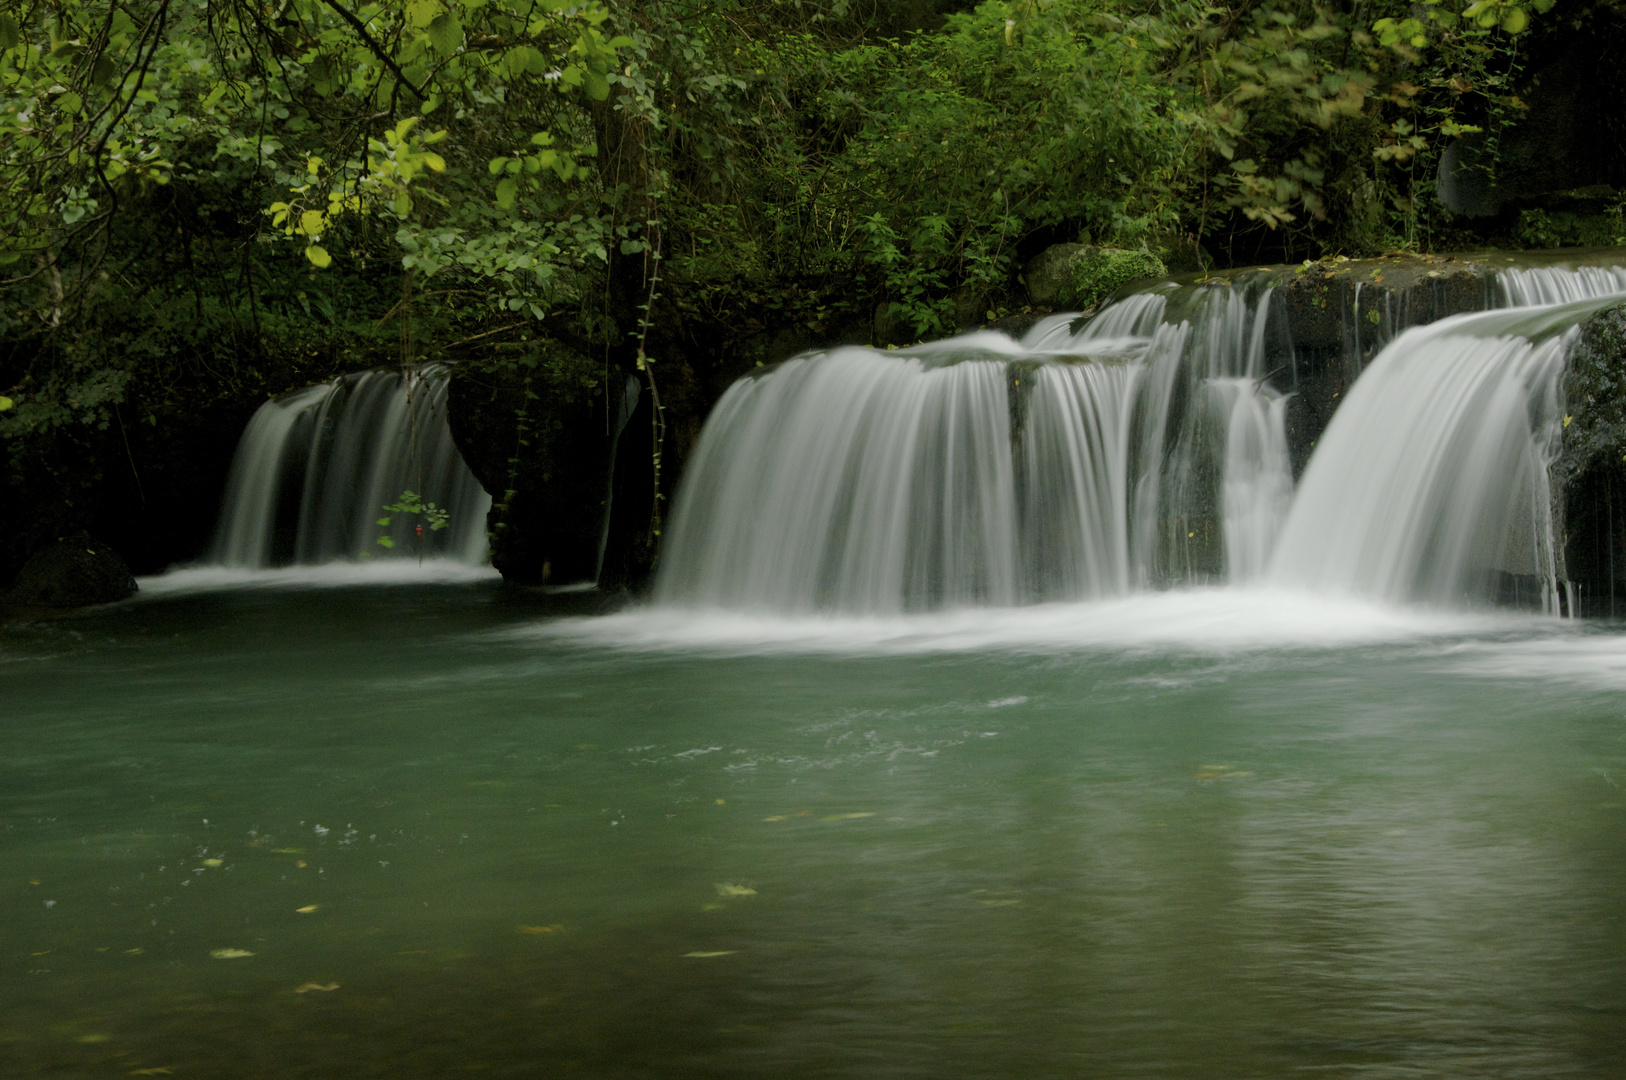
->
[517,587,1544,657]
[137,559,500,596]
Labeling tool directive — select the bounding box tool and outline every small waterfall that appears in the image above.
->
[657,281,1296,611]
[210,367,491,567]
[1216,379,1292,582]
[1501,266,1626,306]
[1269,312,1571,607]
[653,351,1020,612]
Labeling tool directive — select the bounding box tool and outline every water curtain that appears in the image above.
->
[659,268,1626,613]
[210,366,491,567]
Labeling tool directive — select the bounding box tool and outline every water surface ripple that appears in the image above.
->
[3,584,1624,1078]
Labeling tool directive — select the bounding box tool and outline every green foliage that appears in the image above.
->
[1060,248,1168,311]
[0,0,1582,563]
[376,489,449,550]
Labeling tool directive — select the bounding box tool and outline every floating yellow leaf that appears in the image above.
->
[683,951,736,958]
[715,799,726,805]
[209,948,254,959]
[124,948,143,955]
[293,982,340,994]
[762,815,788,822]
[201,859,222,868]
[274,848,303,854]
[296,861,308,869]
[714,883,756,897]
[517,924,564,935]
[296,905,319,914]
[821,812,875,821]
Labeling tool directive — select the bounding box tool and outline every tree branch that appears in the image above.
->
[319,0,426,101]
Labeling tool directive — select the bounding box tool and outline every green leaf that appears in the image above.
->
[376,535,395,548]
[496,177,518,209]
[305,245,332,268]
[0,14,19,49]
[377,517,392,526]
[1501,8,1528,33]
[428,14,463,58]
[0,396,13,412]
[583,69,610,101]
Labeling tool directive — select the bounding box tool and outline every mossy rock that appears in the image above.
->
[1060,248,1167,311]
[1024,245,1168,311]
[1557,299,1626,488]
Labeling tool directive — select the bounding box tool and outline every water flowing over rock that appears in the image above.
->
[657,257,1626,614]
[209,367,490,568]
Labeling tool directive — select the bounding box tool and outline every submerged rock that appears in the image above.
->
[4,532,137,608]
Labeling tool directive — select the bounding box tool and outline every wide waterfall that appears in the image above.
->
[656,287,1293,612]
[209,367,491,568]
[658,264,1626,614]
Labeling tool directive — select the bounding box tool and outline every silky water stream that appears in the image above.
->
[7,270,1626,1079]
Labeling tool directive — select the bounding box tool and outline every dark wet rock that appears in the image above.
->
[445,353,624,588]
[4,532,137,608]
[1554,300,1626,615]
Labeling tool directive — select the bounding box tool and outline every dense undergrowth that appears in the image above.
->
[1,0,1620,578]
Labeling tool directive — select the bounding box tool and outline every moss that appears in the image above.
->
[1514,208,1624,250]
[1059,248,1169,311]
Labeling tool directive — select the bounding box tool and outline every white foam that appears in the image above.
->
[137,560,500,597]
[508,587,1537,657]
[1441,633,1626,690]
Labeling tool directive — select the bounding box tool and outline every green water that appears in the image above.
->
[4,582,1626,1078]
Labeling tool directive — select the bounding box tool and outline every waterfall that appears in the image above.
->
[657,259,1626,615]
[656,281,1294,611]
[1269,312,1571,608]
[210,367,491,568]
[1271,291,1626,608]
[1501,266,1626,306]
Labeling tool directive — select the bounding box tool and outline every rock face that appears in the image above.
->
[1555,300,1626,615]
[445,356,628,588]
[5,532,138,608]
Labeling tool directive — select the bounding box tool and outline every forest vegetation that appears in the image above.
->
[0,0,1616,580]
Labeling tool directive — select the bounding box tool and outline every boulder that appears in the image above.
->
[5,532,138,608]
[1022,244,1168,310]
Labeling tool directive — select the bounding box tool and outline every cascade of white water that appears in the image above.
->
[1268,306,1588,607]
[209,367,491,567]
[657,280,1299,610]
[654,350,1018,612]
[657,260,1626,615]
[1216,379,1293,582]
[1018,361,1138,601]
[1501,266,1626,306]
[210,384,330,567]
